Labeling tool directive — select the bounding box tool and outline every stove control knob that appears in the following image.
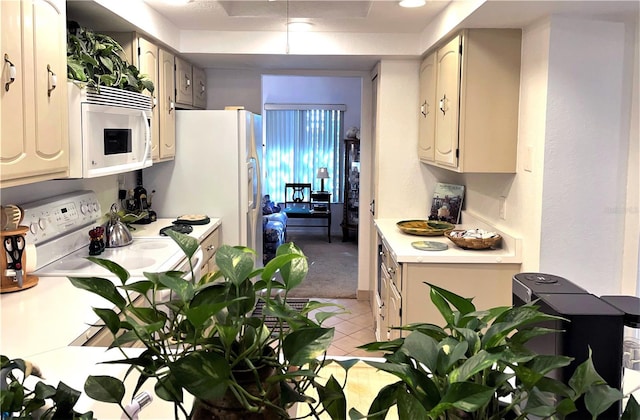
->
[38,218,47,231]
[30,222,38,235]
[81,203,88,214]
[92,202,99,212]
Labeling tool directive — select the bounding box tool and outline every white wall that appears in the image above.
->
[206,68,263,114]
[540,16,628,296]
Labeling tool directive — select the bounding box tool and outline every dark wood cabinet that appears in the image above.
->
[341,138,360,241]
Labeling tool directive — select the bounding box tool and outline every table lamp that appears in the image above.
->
[317,167,329,192]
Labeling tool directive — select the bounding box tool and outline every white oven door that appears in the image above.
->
[79,103,151,178]
[70,247,204,348]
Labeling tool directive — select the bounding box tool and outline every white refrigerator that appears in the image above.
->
[144,110,263,264]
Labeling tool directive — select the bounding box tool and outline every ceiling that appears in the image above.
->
[66,0,639,71]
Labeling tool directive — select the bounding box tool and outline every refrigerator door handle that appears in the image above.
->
[247,158,257,210]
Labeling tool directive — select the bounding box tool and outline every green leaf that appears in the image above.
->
[584,384,623,418]
[120,280,154,295]
[52,381,82,415]
[276,243,308,290]
[165,229,199,260]
[439,382,496,414]
[437,338,468,373]
[622,395,640,420]
[429,286,455,326]
[171,352,230,400]
[98,55,113,72]
[156,271,194,302]
[568,349,607,396]
[317,375,347,419]
[184,301,233,329]
[93,307,120,334]
[68,277,126,310]
[426,283,476,316]
[283,327,334,365]
[400,331,439,373]
[366,382,402,419]
[449,350,502,383]
[84,375,125,404]
[216,245,256,286]
[86,256,130,284]
[396,385,428,418]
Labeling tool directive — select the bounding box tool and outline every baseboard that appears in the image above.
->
[357,289,370,301]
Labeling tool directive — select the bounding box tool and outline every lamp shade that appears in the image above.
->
[317,168,330,179]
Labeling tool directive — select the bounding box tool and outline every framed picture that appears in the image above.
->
[430,183,465,224]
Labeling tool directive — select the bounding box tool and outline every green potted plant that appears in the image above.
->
[353,283,639,419]
[0,355,92,419]
[66,22,154,94]
[68,230,356,419]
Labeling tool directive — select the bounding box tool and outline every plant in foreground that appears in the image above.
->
[353,283,640,420]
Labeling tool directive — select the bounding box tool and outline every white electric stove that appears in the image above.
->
[21,191,200,280]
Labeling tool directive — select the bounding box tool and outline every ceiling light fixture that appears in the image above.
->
[161,0,193,5]
[399,0,426,8]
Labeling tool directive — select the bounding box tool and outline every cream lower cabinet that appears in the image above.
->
[199,227,221,277]
[402,263,520,328]
[375,236,520,338]
[422,29,522,173]
[1,0,69,188]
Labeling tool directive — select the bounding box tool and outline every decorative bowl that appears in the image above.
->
[445,230,502,250]
[396,220,455,236]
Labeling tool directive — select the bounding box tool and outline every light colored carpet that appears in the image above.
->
[283,229,358,299]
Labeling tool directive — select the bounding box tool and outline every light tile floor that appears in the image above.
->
[311,298,384,358]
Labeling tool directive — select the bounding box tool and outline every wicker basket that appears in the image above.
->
[445,230,502,250]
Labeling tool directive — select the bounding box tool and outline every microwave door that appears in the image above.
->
[77,104,151,178]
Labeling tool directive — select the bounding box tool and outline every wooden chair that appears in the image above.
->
[283,183,331,242]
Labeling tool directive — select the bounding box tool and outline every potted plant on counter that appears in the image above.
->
[353,283,639,420]
[0,355,92,419]
[68,230,356,419]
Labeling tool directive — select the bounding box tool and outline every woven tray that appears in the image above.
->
[445,230,502,250]
[396,220,455,236]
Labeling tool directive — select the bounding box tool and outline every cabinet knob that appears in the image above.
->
[4,54,16,92]
[206,244,215,252]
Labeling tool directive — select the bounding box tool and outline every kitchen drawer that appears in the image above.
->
[200,228,220,265]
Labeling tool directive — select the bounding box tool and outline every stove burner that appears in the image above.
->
[160,224,193,236]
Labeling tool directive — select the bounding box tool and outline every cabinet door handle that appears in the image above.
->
[206,244,216,252]
[439,94,447,116]
[185,74,191,88]
[200,81,205,94]
[152,95,157,109]
[169,97,175,114]
[47,64,57,97]
[4,54,16,92]
[420,100,428,117]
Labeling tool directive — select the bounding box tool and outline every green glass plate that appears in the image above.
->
[397,219,455,236]
[411,241,449,251]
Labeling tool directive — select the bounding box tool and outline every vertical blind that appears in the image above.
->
[264,106,344,204]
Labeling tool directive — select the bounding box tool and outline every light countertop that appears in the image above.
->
[375,212,522,264]
[1,217,221,359]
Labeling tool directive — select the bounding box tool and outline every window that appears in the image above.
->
[263,105,345,204]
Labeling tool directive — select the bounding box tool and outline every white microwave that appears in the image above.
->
[68,82,153,178]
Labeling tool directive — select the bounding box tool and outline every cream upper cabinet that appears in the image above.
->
[158,48,176,161]
[417,51,436,162]
[1,0,69,188]
[106,33,171,162]
[426,29,522,173]
[137,37,160,162]
[176,56,206,110]
[175,56,193,107]
[192,66,207,109]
